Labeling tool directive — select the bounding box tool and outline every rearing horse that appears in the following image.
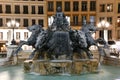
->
[81,23,108,59]
[14,25,44,59]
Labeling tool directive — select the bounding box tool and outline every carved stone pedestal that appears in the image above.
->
[23,59,99,75]
[6,45,18,65]
[103,56,120,66]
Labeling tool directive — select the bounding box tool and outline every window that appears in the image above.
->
[90,1,96,11]
[48,1,54,11]
[5,5,11,13]
[73,16,78,25]
[23,19,28,27]
[82,15,87,25]
[99,30,104,39]
[15,5,20,14]
[23,5,28,14]
[32,19,36,25]
[16,32,20,40]
[117,30,120,39]
[117,17,120,27]
[90,16,95,25]
[31,6,35,14]
[99,17,105,22]
[100,4,105,12]
[107,4,113,12]
[6,18,11,23]
[38,19,44,27]
[81,1,87,11]
[108,30,112,40]
[118,3,120,13]
[24,32,28,39]
[64,2,70,11]
[15,18,20,23]
[0,32,3,40]
[38,6,43,14]
[0,18,3,27]
[56,1,62,11]
[73,1,79,11]
[107,17,112,24]
[0,5,2,13]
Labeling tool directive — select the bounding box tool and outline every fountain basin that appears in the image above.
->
[23,59,98,75]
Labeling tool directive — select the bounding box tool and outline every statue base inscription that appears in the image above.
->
[24,59,98,75]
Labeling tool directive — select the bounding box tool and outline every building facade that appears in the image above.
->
[0,0,120,51]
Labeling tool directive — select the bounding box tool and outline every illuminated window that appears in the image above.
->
[90,16,95,25]
[16,32,20,40]
[107,4,113,12]
[117,17,120,27]
[24,32,28,39]
[0,32,3,40]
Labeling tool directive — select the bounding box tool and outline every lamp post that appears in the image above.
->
[97,20,110,42]
[7,20,19,45]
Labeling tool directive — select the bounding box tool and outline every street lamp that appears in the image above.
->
[7,20,20,45]
[97,20,110,42]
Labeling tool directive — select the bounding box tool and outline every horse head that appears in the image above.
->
[27,25,43,33]
[81,24,98,33]
[27,25,44,46]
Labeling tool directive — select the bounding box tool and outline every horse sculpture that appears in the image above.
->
[14,7,108,61]
[14,25,44,59]
[80,23,108,59]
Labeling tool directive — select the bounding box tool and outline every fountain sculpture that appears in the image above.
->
[14,7,108,75]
